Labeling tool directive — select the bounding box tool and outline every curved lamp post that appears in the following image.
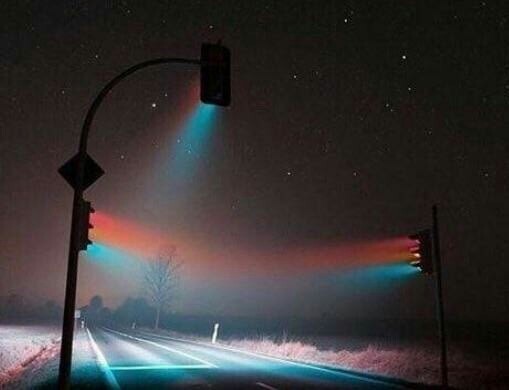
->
[57,44,230,389]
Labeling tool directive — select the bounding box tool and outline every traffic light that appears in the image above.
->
[78,199,94,251]
[408,229,433,274]
[200,42,231,106]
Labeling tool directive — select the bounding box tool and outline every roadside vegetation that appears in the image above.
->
[225,336,508,389]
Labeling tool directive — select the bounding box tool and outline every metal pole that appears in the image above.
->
[432,204,448,388]
[57,57,200,389]
[57,173,84,388]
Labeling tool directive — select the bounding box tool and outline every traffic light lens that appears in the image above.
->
[407,230,433,274]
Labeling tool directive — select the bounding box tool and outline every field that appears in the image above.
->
[0,325,60,386]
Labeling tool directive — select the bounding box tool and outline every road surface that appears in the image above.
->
[84,327,406,389]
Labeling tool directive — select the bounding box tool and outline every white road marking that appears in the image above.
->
[255,381,279,390]
[86,328,120,390]
[110,364,213,371]
[138,331,404,388]
[103,327,217,368]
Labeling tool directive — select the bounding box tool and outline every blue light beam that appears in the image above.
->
[333,262,421,290]
[84,242,142,272]
[168,103,218,186]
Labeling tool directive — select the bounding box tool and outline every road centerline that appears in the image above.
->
[255,381,279,390]
[103,327,217,369]
[109,364,213,371]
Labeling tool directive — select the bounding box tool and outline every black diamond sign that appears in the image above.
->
[58,153,105,191]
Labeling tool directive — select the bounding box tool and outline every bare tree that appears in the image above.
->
[143,249,179,330]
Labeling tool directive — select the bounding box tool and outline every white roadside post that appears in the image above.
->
[74,310,81,330]
[211,323,220,344]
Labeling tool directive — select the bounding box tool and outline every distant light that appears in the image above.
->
[402,54,407,60]
[151,102,157,108]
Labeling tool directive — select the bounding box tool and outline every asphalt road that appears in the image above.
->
[85,327,405,389]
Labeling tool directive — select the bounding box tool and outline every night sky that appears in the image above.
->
[1,1,508,321]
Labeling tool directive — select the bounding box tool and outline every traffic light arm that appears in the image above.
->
[77,57,200,156]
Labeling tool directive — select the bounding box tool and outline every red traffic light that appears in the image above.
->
[408,230,433,274]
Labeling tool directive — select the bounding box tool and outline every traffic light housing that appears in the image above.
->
[200,43,231,106]
[408,229,433,274]
[78,199,94,251]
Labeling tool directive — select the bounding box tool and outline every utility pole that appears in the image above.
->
[432,204,448,388]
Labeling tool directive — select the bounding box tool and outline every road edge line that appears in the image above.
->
[86,327,120,389]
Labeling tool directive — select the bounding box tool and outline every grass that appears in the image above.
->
[221,336,509,389]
